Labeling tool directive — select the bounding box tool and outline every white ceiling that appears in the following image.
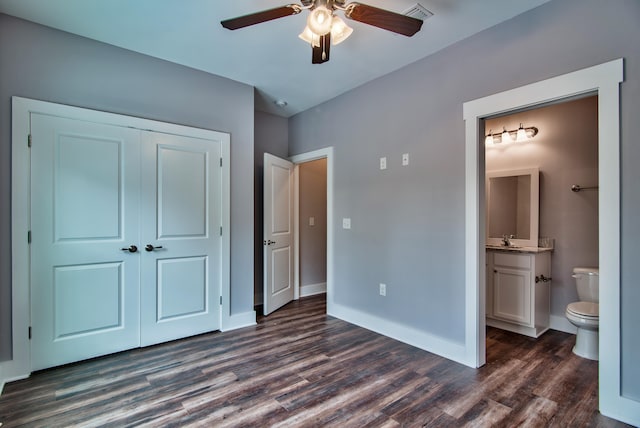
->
[0,0,550,117]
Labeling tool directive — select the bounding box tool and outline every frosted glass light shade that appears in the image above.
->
[501,128,513,143]
[299,25,320,47]
[307,6,333,36]
[331,16,353,45]
[516,124,528,142]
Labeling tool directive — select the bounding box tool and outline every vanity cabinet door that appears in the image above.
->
[492,267,531,326]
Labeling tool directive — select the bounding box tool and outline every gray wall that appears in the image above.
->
[288,0,640,400]
[0,14,255,361]
[486,96,599,318]
[254,111,289,306]
[299,159,327,287]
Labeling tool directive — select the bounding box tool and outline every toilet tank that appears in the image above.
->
[573,267,599,302]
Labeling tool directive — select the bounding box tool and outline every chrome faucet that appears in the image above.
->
[502,234,515,246]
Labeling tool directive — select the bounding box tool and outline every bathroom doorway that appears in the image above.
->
[483,95,599,338]
[463,59,626,419]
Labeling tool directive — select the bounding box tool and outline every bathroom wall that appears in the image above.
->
[486,96,599,324]
[299,159,327,294]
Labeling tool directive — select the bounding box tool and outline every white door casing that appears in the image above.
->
[10,97,230,380]
[30,114,141,370]
[140,131,221,346]
[263,153,295,315]
[25,105,226,372]
[464,60,639,425]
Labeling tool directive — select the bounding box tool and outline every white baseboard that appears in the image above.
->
[0,360,31,397]
[550,314,578,334]
[221,310,256,332]
[300,282,326,297]
[328,302,470,367]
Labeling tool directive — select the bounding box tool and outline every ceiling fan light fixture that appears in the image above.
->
[298,25,321,47]
[307,5,333,36]
[330,15,353,45]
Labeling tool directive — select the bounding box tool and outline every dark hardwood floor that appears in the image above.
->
[0,294,630,427]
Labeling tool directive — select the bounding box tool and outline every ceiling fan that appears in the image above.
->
[221,0,423,64]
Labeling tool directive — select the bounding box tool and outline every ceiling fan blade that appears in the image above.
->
[221,5,301,30]
[312,33,331,64]
[345,3,423,37]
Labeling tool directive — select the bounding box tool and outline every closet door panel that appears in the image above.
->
[30,114,141,371]
[140,131,222,346]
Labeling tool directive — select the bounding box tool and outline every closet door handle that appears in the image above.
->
[121,245,138,253]
[145,244,163,252]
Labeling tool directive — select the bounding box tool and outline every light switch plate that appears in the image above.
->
[379,283,386,296]
[342,218,351,229]
[309,216,315,226]
[402,153,409,166]
[380,157,387,170]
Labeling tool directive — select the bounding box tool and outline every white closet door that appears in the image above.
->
[30,114,141,371]
[139,131,222,346]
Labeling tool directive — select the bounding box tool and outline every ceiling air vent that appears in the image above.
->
[403,3,434,20]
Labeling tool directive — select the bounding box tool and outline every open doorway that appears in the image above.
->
[296,158,328,299]
[463,59,630,420]
[483,95,599,341]
[291,147,334,313]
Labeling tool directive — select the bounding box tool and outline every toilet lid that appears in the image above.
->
[567,301,599,318]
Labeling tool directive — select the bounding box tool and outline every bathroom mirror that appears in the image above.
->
[486,167,539,248]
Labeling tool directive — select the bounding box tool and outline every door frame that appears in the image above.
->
[290,147,334,311]
[463,59,637,423]
[7,96,230,381]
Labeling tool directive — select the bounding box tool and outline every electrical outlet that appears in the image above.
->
[379,283,386,296]
[402,153,409,166]
[380,157,387,170]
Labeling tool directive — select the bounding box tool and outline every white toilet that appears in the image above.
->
[565,267,599,360]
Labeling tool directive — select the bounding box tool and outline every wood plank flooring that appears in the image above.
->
[0,294,630,427]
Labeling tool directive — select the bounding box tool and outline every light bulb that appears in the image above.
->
[330,16,353,45]
[298,25,320,47]
[307,6,333,36]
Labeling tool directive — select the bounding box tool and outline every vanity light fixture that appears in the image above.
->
[485,123,539,145]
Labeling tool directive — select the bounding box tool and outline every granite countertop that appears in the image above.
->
[485,245,553,253]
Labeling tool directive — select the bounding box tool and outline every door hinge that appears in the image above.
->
[28,326,32,340]
[220,158,223,167]
[28,134,32,147]
[27,230,32,244]
[220,296,222,305]
[220,226,223,236]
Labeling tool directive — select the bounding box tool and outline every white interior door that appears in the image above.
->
[140,131,221,346]
[30,114,141,371]
[30,113,223,370]
[263,153,294,315]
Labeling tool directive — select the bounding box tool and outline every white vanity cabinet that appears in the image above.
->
[486,249,551,338]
